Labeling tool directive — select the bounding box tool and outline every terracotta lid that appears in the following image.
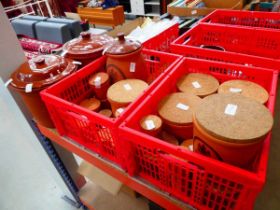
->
[105,33,142,55]
[195,94,273,143]
[99,109,112,117]
[79,98,101,112]
[140,115,162,132]
[10,54,76,91]
[218,80,269,104]
[63,32,113,58]
[89,72,110,88]
[177,73,219,97]
[158,93,202,126]
[107,79,148,104]
[114,107,125,118]
[181,139,194,151]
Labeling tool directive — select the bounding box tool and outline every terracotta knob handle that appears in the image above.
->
[81,32,91,39]
[117,33,125,42]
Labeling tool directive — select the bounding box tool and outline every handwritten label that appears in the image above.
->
[145,120,156,130]
[192,81,201,89]
[130,62,136,73]
[124,84,132,91]
[176,103,189,111]
[229,88,242,93]
[25,83,33,93]
[224,104,238,116]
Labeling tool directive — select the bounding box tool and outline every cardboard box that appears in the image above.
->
[78,161,138,198]
[168,0,243,17]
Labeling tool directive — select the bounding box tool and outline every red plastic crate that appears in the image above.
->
[171,23,280,70]
[143,23,179,52]
[200,10,280,30]
[120,58,278,210]
[40,49,181,166]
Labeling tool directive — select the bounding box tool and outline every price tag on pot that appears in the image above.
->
[191,10,197,15]
[229,88,242,93]
[145,120,156,130]
[188,145,193,152]
[176,103,189,111]
[224,104,238,116]
[124,83,132,91]
[25,83,33,93]
[94,76,101,88]
[130,62,136,73]
[192,81,201,89]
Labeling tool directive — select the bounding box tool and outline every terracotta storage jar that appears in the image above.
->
[140,115,162,137]
[9,54,77,128]
[79,98,101,112]
[105,33,147,83]
[158,92,202,140]
[193,94,273,169]
[218,80,269,104]
[63,32,113,66]
[88,72,110,100]
[107,79,148,114]
[177,73,219,98]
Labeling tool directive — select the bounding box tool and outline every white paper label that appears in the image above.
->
[124,83,132,91]
[4,78,13,87]
[145,120,156,130]
[94,76,101,88]
[116,108,124,115]
[224,104,238,116]
[192,81,201,89]
[229,88,242,93]
[25,83,33,93]
[188,145,193,151]
[130,62,136,73]
[176,103,189,111]
[191,10,197,15]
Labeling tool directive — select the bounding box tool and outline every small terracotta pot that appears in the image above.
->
[88,72,110,100]
[160,131,179,145]
[79,98,101,112]
[99,109,113,118]
[114,107,125,118]
[105,33,147,83]
[181,139,194,152]
[140,115,162,137]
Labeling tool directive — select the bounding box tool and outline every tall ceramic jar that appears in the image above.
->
[9,54,77,128]
[105,33,147,83]
[63,32,114,67]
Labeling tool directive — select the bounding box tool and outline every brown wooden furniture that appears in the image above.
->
[77,6,125,28]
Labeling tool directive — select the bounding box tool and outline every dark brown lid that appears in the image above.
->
[105,33,142,55]
[63,32,114,58]
[218,80,269,104]
[10,54,77,91]
[194,94,273,143]
[177,73,219,97]
[158,93,202,126]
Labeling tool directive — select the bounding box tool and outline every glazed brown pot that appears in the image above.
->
[105,33,147,83]
[63,32,114,67]
[193,94,273,169]
[9,55,77,128]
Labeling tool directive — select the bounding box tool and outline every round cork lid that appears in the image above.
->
[177,73,219,97]
[107,79,148,104]
[140,115,162,131]
[195,94,273,143]
[79,98,101,111]
[218,80,269,104]
[99,109,112,117]
[89,72,110,87]
[158,93,202,126]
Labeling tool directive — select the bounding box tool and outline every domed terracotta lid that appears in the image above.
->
[195,94,273,143]
[218,80,269,104]
[177,73,219,97]
[63,32,114,58]
[107,79,148,104]
[10,54,77,91]
[105,33,142,55]
[158,92,202,126]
